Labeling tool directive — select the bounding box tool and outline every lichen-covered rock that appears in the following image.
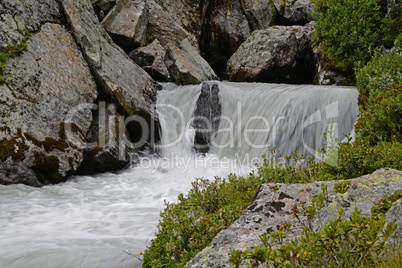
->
[200,0,251,77]
[240,0,274,30]
[165,38,219,85]
[0,23,98,186]
[77,103,136,175]
[187,168,402,267]
[154,0,203,39]
[273,0,315,24]
[0,0,62,49]
[62,0,160,122]
[128,39,170,82]
[226,22,316,84]
[146,0,199,49]
[101,0,148,50]
[192,82,221,154]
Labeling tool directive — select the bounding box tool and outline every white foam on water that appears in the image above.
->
[0,82,358,268]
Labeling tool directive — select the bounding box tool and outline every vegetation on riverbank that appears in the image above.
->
[142,1,401,267]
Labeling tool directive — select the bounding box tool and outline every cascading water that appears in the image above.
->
[0,82,358,268]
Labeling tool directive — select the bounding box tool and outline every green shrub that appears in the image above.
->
[312,0,383,71]
[230,193,399,268]
[355,49,402,100]
[142,174,269,267]
[356,92,402,144]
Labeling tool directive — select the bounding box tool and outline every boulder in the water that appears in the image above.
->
[192,82,221,154]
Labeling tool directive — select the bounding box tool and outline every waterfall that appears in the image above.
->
[157,81,359,163]
[0,82,359,268]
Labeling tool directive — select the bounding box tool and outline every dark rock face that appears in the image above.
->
[77,103,136,175]
[0,23,98,186]
[192,82,222,154]
[186,168,402,267]
[226,22,316,84]
[200,0,251,77]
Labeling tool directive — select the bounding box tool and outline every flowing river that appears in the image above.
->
[0,82,358,268]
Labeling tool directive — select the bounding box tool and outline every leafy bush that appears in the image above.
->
[142,174,269,267]
[230,193,399,268]
[312,0,383,71]
[355,49,402,100]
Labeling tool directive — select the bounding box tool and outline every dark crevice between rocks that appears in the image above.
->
[199,1,242,79]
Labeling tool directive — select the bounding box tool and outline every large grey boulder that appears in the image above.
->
[61,0,160,123]
[192,82,221,154]
[187,168,402,267]
[128,39,170,82]
[273,0,315,24]
[165,38,219,85]
[226,22,316,84]
[101,0,148,50]
[0,23,98,186]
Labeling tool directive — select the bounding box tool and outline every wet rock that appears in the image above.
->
[187,168,402,267]
[226,22,316,84]
[77,103,136,175]
[0,23,98,186]
[128,39,170,82]
[313,52,354,86]
[101,0,148,50]
[200,0,251,77]
[165,38,219,85]
[62,0,160,134]
[192,82,221,154]
[273,0,315,24]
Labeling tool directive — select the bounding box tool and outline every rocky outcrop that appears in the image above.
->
[129,39,170,82]
[146,0,199,49]
[200,0,252,77]
[0,23,98,186]
[226,22,316,83]
[165,38,219,85]
[0,0,164,186]
[192,82,221,154]
[273,0,315,24]
[145,0,217,84]
[61,0,160,129]
[154,0,203,39]
[187,168,402,267]
[101,0,148,51]
[240,0,275,30]
[77,103,136,175]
